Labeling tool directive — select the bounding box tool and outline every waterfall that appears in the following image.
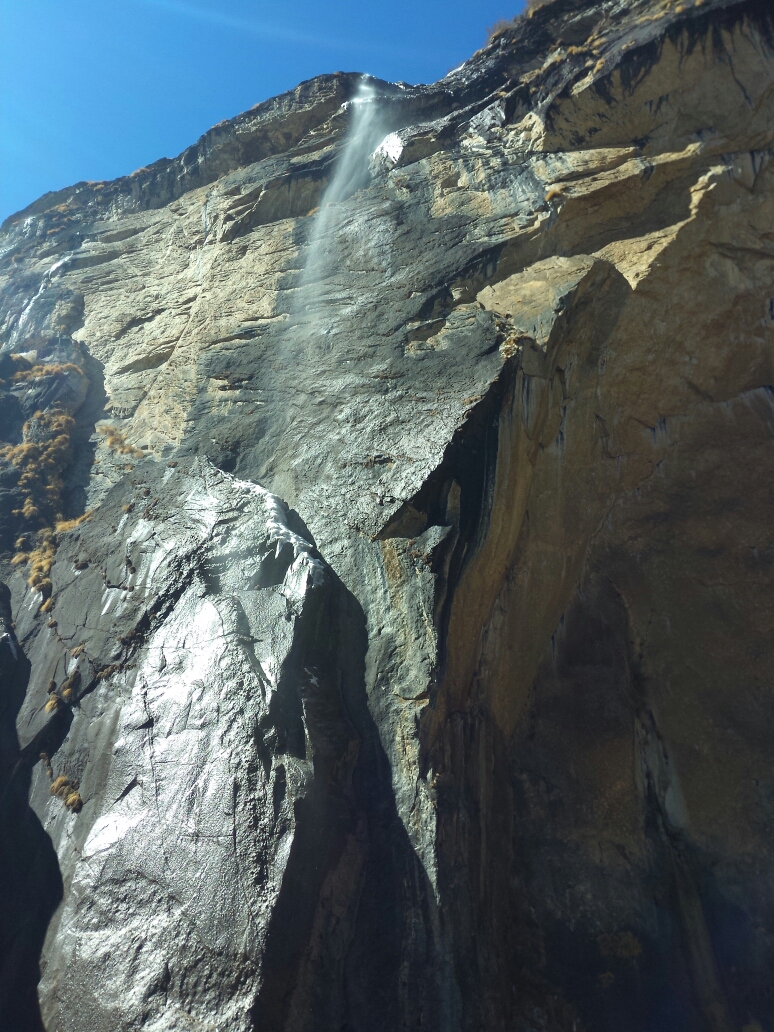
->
[299,78,390,301]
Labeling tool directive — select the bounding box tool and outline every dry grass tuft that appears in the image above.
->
[487,0,597,42]
[1,409,75,531]
[487,0,550,36]
[60,670,81,697]
[95,663,121,682]
[64,790,83,811]
[50,775,83,812]
[24,532,56,600]
[487,17,518,40]
[0,353,33,388]
[97,424,144,459]
[12,362,83,383]
[1,409,94,605]
[55,511,93,533]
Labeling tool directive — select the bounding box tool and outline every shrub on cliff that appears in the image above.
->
[488,0,586,40]
[1,408,92,605]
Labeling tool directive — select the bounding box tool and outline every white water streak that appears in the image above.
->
[300,80,391,296]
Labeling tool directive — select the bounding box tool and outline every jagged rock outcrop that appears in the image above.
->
[1,0,773,1029]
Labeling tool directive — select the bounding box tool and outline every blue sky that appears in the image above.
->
[0,0,524,224]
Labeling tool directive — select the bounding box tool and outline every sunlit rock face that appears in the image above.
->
[1,0,773,1029]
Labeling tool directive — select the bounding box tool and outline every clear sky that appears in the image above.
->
[0,0,525,224]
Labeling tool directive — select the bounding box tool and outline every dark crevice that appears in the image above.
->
[0,584,63,1032]
[251,569,450,1032]
[377,357,517,690]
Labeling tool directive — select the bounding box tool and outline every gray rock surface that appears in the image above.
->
[1,0,774,1029]
[26,462,332,1031]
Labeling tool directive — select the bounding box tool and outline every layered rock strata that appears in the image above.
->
[1,0,773,1029]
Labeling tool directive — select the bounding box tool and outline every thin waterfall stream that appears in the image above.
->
[298,77,394,307]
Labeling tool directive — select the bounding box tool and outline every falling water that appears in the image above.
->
[299,78,391,301]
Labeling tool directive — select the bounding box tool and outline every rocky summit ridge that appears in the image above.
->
[1,0,773,1029]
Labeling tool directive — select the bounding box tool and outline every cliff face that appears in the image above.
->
[1,0,773,1029]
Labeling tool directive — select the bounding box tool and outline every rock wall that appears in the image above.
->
[1,0,773,1029]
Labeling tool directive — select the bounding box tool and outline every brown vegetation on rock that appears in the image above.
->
[11,362,83,383]
[55,513,93,534]
[0,408,94,601]
[97,424,145,459]
[49,775,83,813]
[487,18,518,40]
[487,0,551,39]
[59,670,81,698]
[0,352,34,388]
[0,410,75,527]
